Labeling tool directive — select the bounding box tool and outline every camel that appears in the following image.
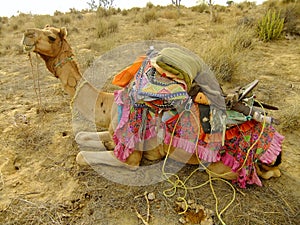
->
[21,25,284,188]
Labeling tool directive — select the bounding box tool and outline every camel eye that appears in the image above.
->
[48,36,56,42]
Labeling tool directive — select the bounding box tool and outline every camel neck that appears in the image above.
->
[41,40,82,97]
[39,39,115,128]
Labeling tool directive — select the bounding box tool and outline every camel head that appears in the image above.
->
[22,25,67,58]
[22,25,83,96]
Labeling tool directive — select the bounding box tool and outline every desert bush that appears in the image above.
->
[230,25,255,50]
[209,7,223,24]
[54,10,64,16]
[237,16,256,27]
[257,9,284,42]
[96,7,117,17]
[201,24,254,82]
[146,2,155,9]
[282,2,300,35]
[59,15,71,25]
[280,103,300,131]
[143,21,168,39]
[215,5,227,12]
[107,18,118,33]
[0,17,9,24]
[97,7,108,17]
[281,0,297,3]
[95,17,118,38]
[263,0,279,10]
[191,3,209,13]
[121,9,128,16]
[161,9,180,19]
[33,15,52,28]
[236,1,256,10]
[96,18,109,37]
[141,9,157,23]
[202,36,241,83]
[203,45,239,82]
[129,7,141,13]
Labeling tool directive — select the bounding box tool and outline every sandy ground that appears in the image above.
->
[0,5,299,224]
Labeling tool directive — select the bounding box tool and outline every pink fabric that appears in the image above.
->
[259,131,284,164]
[164,131,220,162]
[221,130,284,188]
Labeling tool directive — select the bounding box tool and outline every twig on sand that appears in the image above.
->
[134,191,151,225]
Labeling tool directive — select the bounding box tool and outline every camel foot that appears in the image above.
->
[76,151,138,170]
[75,131,109,149]
[260,168,281,180]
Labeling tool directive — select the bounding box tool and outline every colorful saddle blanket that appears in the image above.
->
[112,48,284,188]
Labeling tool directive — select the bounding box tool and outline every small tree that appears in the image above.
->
[172,0,181,7]
[226,1,234,6]
[87,0,115,10]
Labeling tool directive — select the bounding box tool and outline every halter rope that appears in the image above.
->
[28,52,43,110]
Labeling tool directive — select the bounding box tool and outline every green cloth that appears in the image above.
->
[156,47,202,91]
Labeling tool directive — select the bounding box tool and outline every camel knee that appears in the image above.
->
[125,151,143,167]
[143,146,166,161]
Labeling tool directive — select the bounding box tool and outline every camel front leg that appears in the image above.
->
[75,131,114,149]
[255,164,281,180]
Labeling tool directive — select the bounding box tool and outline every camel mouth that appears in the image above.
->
[23,44,35,52]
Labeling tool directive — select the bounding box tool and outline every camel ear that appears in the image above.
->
[60,27,68,38]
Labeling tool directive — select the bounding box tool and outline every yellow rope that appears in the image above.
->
[161,100,267,224]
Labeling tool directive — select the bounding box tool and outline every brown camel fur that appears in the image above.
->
[21,25,281,182]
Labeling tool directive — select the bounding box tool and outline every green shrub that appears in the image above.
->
[257,9,284,42]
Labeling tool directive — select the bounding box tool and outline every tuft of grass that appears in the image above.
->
[257,9,284,42]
